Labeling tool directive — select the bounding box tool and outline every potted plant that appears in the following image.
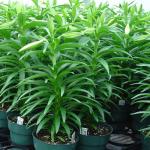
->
[131,104,150,131]
[0,40,18,129]
[0,27,36,147]
[133,117,150,150]
[140,129,150,150]
[0,2,49,145]
[16,3,100,148]
[131,63,150,130]
[18,48,98,149]
[0,0,82,147]
[131,63,150,149]
[0,38,35,146]
[0,1,149,150]
[17,2,114,148]
[78,115,113,150]
[0,4,17,129]
[68,3,115,150]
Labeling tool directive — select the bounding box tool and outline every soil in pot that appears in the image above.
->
[33,131,77,150]
[77,124,113,150]
[8,115,33,146]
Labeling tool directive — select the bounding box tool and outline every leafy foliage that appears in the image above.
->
[0,0,150,142]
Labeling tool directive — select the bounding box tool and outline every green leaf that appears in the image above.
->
[99,58,110,76]
[0,72,17,94]
[48,17,54,35]
[19,39,46,52]
[37,118,49,133]
[37,113,45,125]
[32,0,38,6]
[43,95,55,115]
[22,99,43,116]
[83,28,95,34]
[54,115,60,134]
[125,24,130,35]
[0,20,15,29]
[61,32,83,38]
[62,122,71,138]
[61,86,65,97]
[60,107,66,123]
[48,95,55,105]
[69,112,81,127]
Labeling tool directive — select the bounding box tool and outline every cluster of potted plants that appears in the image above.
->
[0,0,150,150]
[131,63,150,149]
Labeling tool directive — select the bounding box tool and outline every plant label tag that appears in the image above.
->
[119,100,125,106]
[17,116,24,125]
[71,132,76,143]
[80,127,88,135]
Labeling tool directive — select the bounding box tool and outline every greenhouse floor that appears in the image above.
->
[0,128,141,150]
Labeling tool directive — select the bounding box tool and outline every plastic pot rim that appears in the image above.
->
[32,131,79,146]
[7,113,30,128]
[79,123,113,137]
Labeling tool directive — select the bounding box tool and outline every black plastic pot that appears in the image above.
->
[33,132,77,150]
[141,134,150,150]
[106,103,131,132]
[111,106,129,122]
[77,124,113,150]
[106,132,142,150]
[8,115,33,146]
[110,103,131,123]
[0,111,8,128]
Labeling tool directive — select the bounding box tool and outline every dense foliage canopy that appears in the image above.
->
[0,0,150,141]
